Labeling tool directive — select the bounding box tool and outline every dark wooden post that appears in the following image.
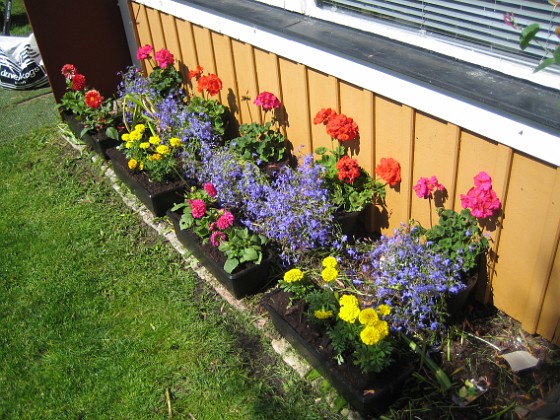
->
[23,0,133,102]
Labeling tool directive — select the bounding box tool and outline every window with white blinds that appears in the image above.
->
[317,0,559,68]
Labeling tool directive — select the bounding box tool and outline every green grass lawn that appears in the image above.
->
[0,125,339,419]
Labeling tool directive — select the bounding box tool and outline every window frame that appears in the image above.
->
[124,0,560,166]
[253,0,560,89]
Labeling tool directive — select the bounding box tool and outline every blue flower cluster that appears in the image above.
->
[243,154,335,263]
[195,148,336,263]
[356,225,466,341]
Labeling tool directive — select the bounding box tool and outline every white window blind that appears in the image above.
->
[317,0,559,67]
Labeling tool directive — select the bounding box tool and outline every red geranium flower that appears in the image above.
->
[71,74,86,91]
[336,155,361,184]
[326,113,359,142]
[313,108,336,125]
[197,74,223,96]
[61,64,77,79]
[254,91,281,111]
[154,48,174,69]
[84,89,103,109]
[136,44,153,60]
[188,65,204,81]
[375,157,401,186]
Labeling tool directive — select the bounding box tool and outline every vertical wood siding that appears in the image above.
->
[130,4,560,345]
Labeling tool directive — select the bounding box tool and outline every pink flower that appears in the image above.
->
[254,91,281,111]
[189,199,206,219]
[154,48,174,68]
[136,44,153,60]
[503,12,516,28]
[210,230,226,247]
[204,182,217,198]
[216,210,234,230]
[473,171,493,191]
[460,171,501,218]
[461,188,501,218]
[413,176,445,199]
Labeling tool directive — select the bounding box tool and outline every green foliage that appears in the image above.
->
[230,121,287,165]
[415,208,488,273]
[353,340,393,373]
[58,89,87,116]
[515,9,560,73]
[79,98,122,137]
[315,145,384,213]
[0,121,338,419]
[328,320,360,356]
[172,186,217,240]
[148,65,184,98]
[304,288,338,325]
[520,23,541,50]
[218,227,268,273]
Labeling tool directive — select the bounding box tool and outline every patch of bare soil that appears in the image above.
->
[388,300,560,419]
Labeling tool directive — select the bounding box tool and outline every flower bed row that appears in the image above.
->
[58,44,503,416]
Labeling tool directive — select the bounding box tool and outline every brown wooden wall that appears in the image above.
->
[129,2,560,345]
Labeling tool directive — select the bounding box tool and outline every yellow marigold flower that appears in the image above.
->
[121,133,130,141]
[156,144,171,155]
[321,267,338,282]
[338,303,360,324]
[360,325,381,346]
[125,141,133,149]
[129,130,142,141]
[140,142,150,149]
[339,294,358,308]
[283,268,304,283]
[375,320,389,339]
[128,159,138,170]
[314,309,333,320]
[149,136,161,145]
[322,256,338,268]
[377,304,391,316]
[135,124,146,133]
[169,137,182,147]
[151,153,162,161]
[359,308,379,326]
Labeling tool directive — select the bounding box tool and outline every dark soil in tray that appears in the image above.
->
[106,148,186,195]
[262,289,414,398]
[257,288,560,418]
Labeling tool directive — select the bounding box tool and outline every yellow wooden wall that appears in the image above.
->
[129,3,560,345]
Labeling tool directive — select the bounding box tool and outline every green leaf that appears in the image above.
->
[105,126,119,140]
[223,258,239,274]
[534,53,560,73]
[520,23,540,50]
[242,248,258,262]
